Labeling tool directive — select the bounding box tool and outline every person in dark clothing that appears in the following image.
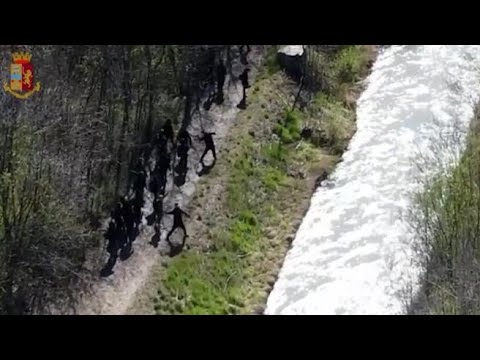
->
[165,203,190,246]
[158,151,170,194]
[131,159,146,231]
[153,131,171,192]
[101,216,120,277]
[150,149,170,197]
[203,92,215,111]
[174,145,189,187]
[127,198,141,240]
[174,149,189,187]
[239,45,251,65]
[104,215,117,244]
[176,141,189,172]
[214,60,227,105]
[150,223,161,248]
[175,129,192,175]
[136,167,147,195]
[113,199,124,228]
[119,235,134,260]
[239,68,250,89]
[101,198,130,275]
[119,197,135,260]
[163,120,174,146]
[174,128,193,186]
[153,132,167,155]
[200,47,215,83]
[202,53,217,111]
[237,68,250,109]
[152,132,160,152]
[121,197,135,239]
[133,158,147,202]
[132,196,143,230]
[199,131,217,164]
[149,167,161,196]
[147,194,164,226]
[177,128,192,149]
[179,145,189,161]
[193,92,202,114]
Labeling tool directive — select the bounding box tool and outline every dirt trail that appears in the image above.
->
[58,47,264,315]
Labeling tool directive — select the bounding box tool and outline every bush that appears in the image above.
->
[262,142,287,165]
[330,46,369,85]
[264,46,281,76]
[307,93,352,152]
[300,46,369,153]
[408,115,480,314]
[303,45,370,96]
[260,167,286,191]
[274,110,302,144]
[0,123,97,314]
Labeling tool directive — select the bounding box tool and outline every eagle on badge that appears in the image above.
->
[3,52,41,99]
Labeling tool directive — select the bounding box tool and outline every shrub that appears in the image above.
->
[307,93,352,152]
[408,115,480,314]
[330,46,369,85]
[274,110,302,144]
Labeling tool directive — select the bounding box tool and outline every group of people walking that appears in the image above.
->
[102,119,219,276]
[101,46,252,277]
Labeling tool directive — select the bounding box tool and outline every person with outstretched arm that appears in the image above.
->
[165,203,190,246]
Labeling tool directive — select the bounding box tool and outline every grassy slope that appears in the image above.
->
[409,107,480,315]
[129,45,377,315]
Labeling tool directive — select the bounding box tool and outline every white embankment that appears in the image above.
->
[266,45,480,315]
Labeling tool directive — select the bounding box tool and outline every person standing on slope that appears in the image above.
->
[165,203,190,246]
[199,130,217,165]
[214,59,227,105]
[239,45,251,65]
[237,68,250,109]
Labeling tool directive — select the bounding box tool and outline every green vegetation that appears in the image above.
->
[300,46,373,154]
[260,45,281,78]
[147,45,376,315]
[0,45,237,314]
[155,133,292,314]
[0,122,96,314]
[308,93,353,153]
[329,45,371,85]
[409,112,480,314]
[0,45,376,315]
[275,110,302,144]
